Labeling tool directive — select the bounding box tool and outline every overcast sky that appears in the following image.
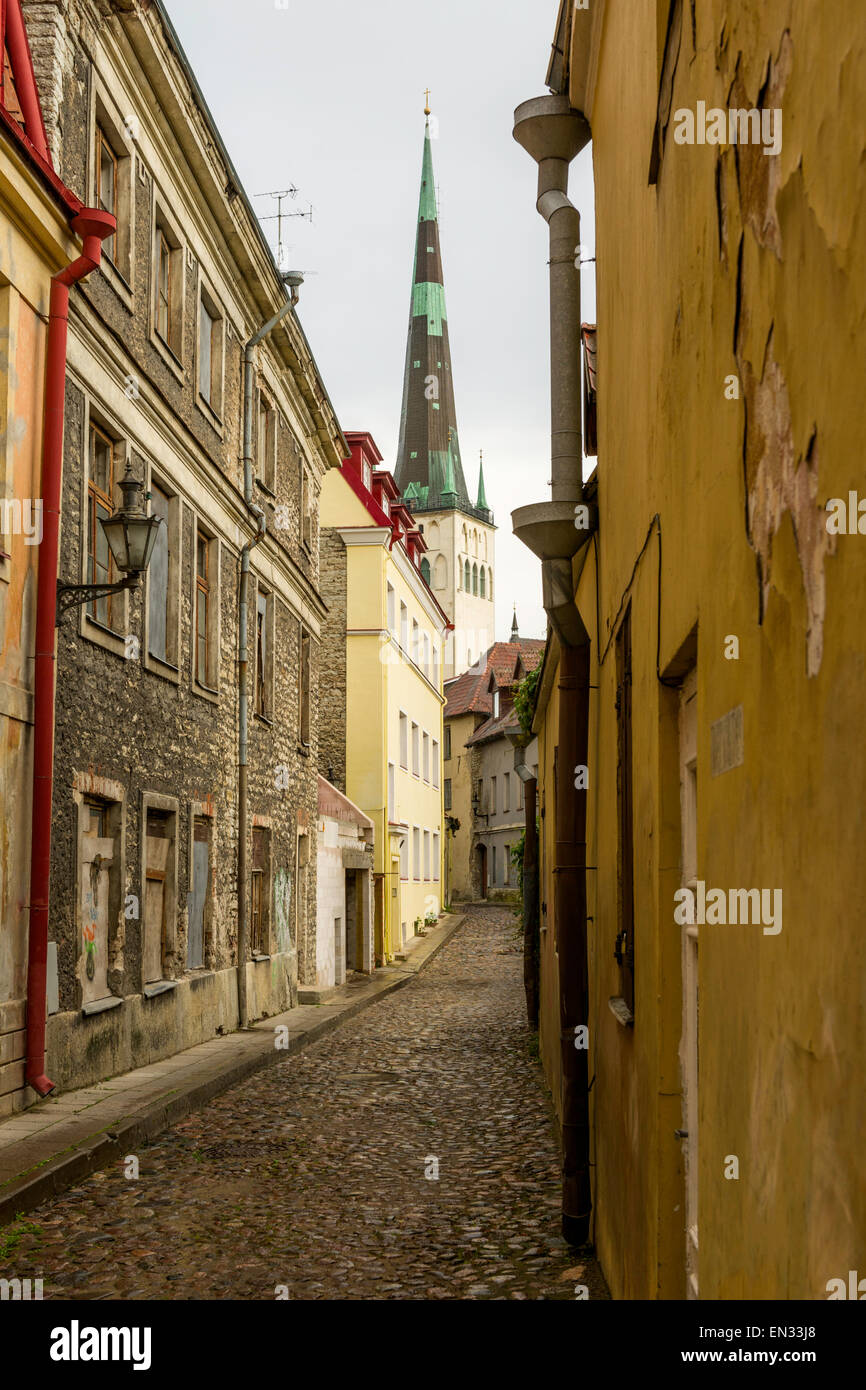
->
[168,0,596,644]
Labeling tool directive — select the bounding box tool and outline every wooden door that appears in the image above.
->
[80,800,113,1004]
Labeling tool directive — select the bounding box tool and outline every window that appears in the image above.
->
[250,826,271,955]
[154,218,183,357]
[472,563,478,596]
[400,602,409,655]
[464,559,470,590]
[504,844,511,886]
[194,529,216,688]
[413,827,421,880]
[491,844,497,884]
[433,832,440,881]
[423,830,431,881]
[147,479,179,667]
[422,732,430,783]
[299,627,312,745]
[412,619,419,664]
[615,607,635,1012]
[387,582,396,633]
[143,804,176,987]
[432,740,440,788]
[188,815,212,970]
[480,567,486,598]
[388,761,396,809]
[96,127,118,264]
[432,644,439,689]
[399,712,409,769]
[412,722,420,777]
[420,557,431,586]
[300,466,313,550]
[255,587,272,718]
[362,459,372,490]
[517,778,524,811]
[493,689,500,718]
[257,390,277,492]
[198,286,224,415]
[444,778,452,811]
[86,422,118,629]
[400,836,409,880]
[490,776,497,815]
[443,726,451,761]
[503,772,510,813]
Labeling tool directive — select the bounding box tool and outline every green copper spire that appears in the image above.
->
[394,111,475,511]
[476,452,488,511]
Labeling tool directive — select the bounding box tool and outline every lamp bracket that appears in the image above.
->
[56,574,140,625]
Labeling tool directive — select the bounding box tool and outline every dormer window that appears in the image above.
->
[363,460,372,491]
[493,689,500,718]
[380,494,389,516]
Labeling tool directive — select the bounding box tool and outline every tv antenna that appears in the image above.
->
[255,187,314,271]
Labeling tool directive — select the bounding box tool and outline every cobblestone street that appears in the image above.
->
[0,909,608,1301]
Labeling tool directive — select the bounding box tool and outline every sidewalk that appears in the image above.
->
[0,912,465,1227]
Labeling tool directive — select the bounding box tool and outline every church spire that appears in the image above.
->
[511,606,519,642]
[476,451,488,511]
[394,112,473,511]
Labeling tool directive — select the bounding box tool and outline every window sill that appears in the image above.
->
[251,952,271,964]
[254,711,274,727]
[151,328,185,383]
[608,996,634,1028]
[82,613,128,658]
[82,995,123,1017]
[192,678,219,706]
[144,650,180,684]
[196,394,224,434]
[254,479,276,500]
[98,255,134,311]
[143,980,177,999]
[297,743,310,758]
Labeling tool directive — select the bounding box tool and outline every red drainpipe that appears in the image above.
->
[26,208,116,1096]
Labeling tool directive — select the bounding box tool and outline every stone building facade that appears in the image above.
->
[443,634,543,900]
[20,0,345,1094]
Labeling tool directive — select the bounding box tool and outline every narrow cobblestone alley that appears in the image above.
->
[0,909,608,1301]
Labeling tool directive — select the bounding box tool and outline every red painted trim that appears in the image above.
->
[26,208,116,1098]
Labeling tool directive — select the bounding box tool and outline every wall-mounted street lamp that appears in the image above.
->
[471,794,488,825]
[56,464,163,622]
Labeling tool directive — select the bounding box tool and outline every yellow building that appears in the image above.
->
[513,0,866,1299]
[319,431,448,962]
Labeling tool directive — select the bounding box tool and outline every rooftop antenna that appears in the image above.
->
[255,187,314,272]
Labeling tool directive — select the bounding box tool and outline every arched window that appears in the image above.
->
[427,520,440,549]
[479,566,486,598]
[487,567,493,601]
[420,557,431,586]
[434,554,447,590]
[464,559,471,590]
[482,533,487,561]
[472,563,478,596]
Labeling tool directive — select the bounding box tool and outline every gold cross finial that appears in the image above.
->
[424,88,431,117]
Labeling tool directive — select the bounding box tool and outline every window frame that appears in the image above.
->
[196,277,225,422]
[144,470,181,680]
[192,520,219,701]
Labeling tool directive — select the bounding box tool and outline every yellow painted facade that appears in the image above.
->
[525,0,866,1299]
[320,468,446,960]
[442,708,475,900]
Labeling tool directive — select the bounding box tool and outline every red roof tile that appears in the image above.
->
[444,640,544,719]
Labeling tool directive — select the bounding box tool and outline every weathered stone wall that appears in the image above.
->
[19,0,330,1092]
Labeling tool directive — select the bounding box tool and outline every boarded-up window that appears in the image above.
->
[257,391,277,491]
[615,607,635,1012]
[144,810,171,985]
[188,817,211,969]
[250,826,271,955]
[96,127,118,263]
[80,797,115,1005]
[256,589,269,717]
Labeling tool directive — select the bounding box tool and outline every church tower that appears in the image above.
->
[394,105,496,678]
